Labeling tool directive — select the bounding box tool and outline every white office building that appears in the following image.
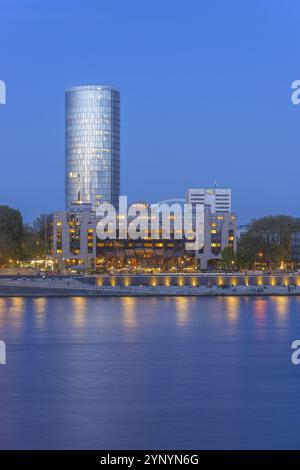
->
[186,188,231,213]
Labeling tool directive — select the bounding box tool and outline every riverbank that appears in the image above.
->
[0,277,299,297]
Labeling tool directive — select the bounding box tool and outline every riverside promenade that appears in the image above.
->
[0,274,299,297]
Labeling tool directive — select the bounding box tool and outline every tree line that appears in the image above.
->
[221,215,300,270]
[0,205,47,265]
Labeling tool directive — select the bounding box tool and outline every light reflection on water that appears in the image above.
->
[72,297,87,327]
[174,297,190,326]
[33,298,47,327]
[273,296,289,317]
[121,297,137,329]
[224,296,239,324]
[0,296,299,449]
[253,298,267,338]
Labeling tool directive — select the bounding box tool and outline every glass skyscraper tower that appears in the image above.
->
[65,85,120,210]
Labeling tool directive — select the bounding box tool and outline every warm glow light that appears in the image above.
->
[282,277,289,287]
[225,296,239,324]
[175,297,189,325]
[121,297,137,329]
[273,296,289,317]
[72,297,87,327]
[34,298,47,315]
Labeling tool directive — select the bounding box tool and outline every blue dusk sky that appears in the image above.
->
[0,0,300,223]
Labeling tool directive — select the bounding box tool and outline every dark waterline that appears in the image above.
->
[0,296,299,449]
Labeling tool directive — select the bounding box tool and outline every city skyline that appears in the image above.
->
[1,0,300,224]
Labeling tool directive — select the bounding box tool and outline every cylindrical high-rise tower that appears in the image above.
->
[65,85,120,210]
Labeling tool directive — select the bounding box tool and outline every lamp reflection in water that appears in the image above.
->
[121,297,137,329]
[0,298,7,321]
[33,298,47,326]
[273,297,289,331]
[8,298,25,328]
[225,296,240,324]
[175,297,189,326]
[72,297,87,327]
[253,299,267,337]
[273,296,289,316]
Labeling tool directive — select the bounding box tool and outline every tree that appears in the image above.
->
[0,205,24,265]
[237,215,300,269]
[22,225,45,260]
[21,214,49,260]
[221,247,236,271]
[32,214,48,241]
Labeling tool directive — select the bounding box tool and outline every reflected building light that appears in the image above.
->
[254,299,267,316]
[273,296,289,317]
[72,297,87,327]
[0,298,7,317]
[33,298,47,326]
[121,297,137,329]
[34,297,47,315]
[175,297,189,326]
[8,297,25,329]
[253,299,267,338]
[10,297,25,315]
[225,296,240,324]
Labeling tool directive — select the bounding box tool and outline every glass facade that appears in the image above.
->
[65,85,120,210]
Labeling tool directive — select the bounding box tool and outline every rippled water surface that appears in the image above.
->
[0,296,300,449]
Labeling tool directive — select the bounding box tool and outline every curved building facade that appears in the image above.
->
[65,85,120,210]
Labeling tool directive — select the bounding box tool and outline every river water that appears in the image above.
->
[0,296,299,449]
